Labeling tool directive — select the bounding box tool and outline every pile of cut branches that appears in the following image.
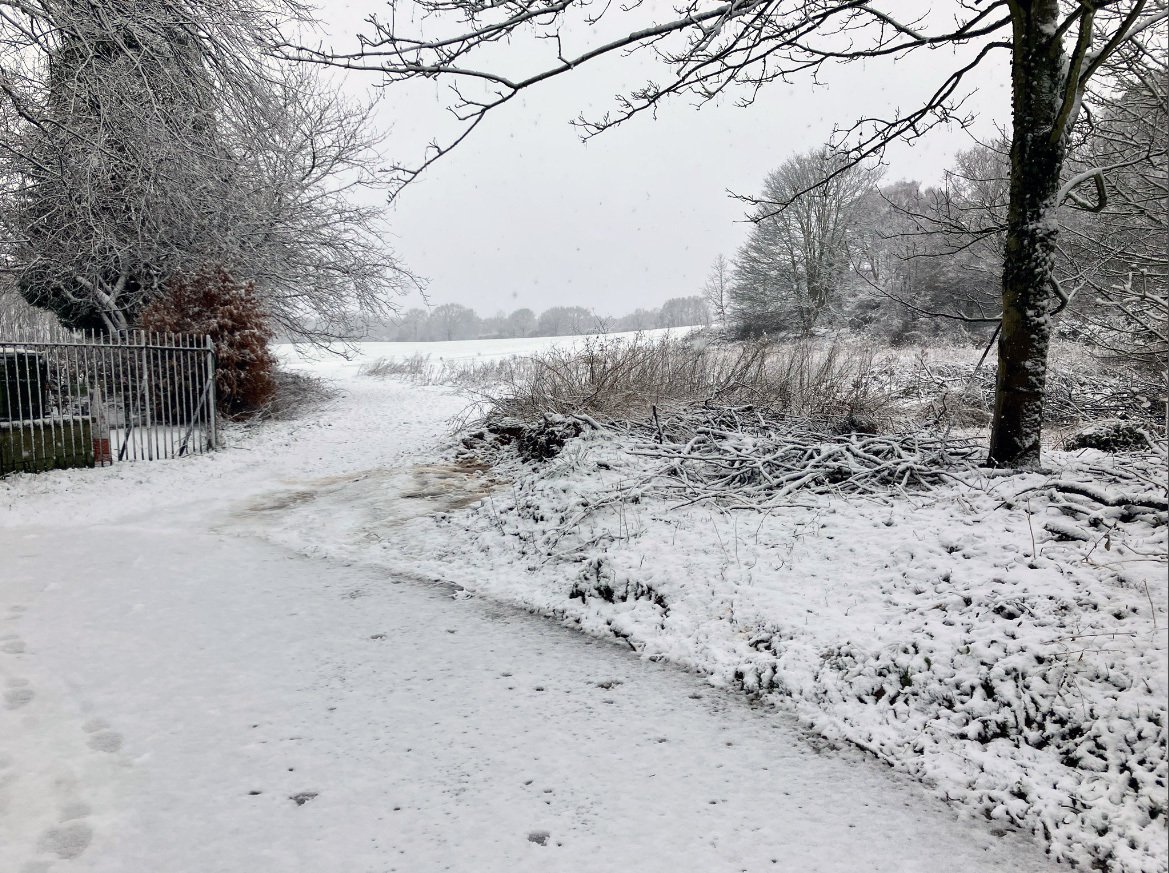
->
[625,405,982,507]
[1019,455,1169,559]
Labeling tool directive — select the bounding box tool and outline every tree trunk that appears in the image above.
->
[988,0,1069,468]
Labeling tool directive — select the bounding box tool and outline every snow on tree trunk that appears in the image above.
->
[989,0,1069,469]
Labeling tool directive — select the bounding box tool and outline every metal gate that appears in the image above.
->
[1,328,216,475]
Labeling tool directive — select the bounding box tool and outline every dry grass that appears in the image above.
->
[360,353,434,381]
[254,370,337,421]
[360,352,537,388]
[361,333,1164,440]
[476,334,900,430]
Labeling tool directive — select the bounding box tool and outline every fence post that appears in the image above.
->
[141,331,153,461]
[205,335,217,450]
[91,384,112,466]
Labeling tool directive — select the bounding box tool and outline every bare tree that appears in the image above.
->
[0,0,412,342]
[292,0,1166,467]
[660,295,710,328]
[862,147,1010,334]
[702,254,732,329]
[1058,32,1167,379]
[506,307,537,338]
[731,148,880,336]
[612,307,661,333]
[537,306,596,337]
[224,68,418,343]
[0,279,56,334]
[1,0,248,332]
[426,302,480,341]
[878,36,1165,377]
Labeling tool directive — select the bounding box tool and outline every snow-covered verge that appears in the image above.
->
[251,412,1168,873]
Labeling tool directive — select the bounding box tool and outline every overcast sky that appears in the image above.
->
[317,3,1010,319]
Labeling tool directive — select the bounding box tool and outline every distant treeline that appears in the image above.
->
[366,296,710,342]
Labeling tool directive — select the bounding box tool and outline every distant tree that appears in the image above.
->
[611,308,661,333]
[1059,37,1167,377]
[731,148,880,336]
[851,169,1005,341]
[702,255,732,328]
[906,143,1009,313]
[391,308,428,342]
[660,296,710,328]
[536,306,595,337]
[478,310,508,339]
[505,308,536,338]
[427,304,480,341]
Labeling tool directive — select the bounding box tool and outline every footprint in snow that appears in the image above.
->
[87,731,123,753]
[1,634,26,654]
[83,719,123,753]
[37,820,93,860]
[4,678,34,710]
[27,784,98,866]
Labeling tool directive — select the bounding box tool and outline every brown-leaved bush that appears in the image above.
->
[140,268,277,418]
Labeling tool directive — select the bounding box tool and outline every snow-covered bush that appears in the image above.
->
[1066,420,1154,453]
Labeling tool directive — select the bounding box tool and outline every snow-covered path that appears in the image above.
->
[2,525,1063,873]
[1,370,1065,872]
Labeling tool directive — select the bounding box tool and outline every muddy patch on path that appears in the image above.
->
[398,464,496,511]
[229,461,502,550]
[247,489,321,513]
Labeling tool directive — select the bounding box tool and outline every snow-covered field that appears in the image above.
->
[2,336,1164,873]
[275,327,692,379]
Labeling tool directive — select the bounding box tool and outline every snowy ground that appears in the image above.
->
[0,337,1161,872]
[395,432,1167,873]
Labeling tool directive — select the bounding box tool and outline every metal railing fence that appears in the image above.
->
[1,328,216,475]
